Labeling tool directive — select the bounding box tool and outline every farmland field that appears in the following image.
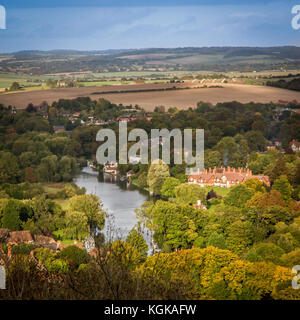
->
[1,83,300,110]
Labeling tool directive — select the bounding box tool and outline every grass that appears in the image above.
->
[41,183,71,210]
[89,70,205,78]
[54,199,70,210]
[61,240,78,245]
[42,183,65,194]
[204,186,231,197]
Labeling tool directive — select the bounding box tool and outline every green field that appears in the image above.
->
[0,73,60,89]
[135,54,283,66]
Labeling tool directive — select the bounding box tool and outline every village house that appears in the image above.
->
[73,112,81,118]
[266,139,282,150]
[188,166,270,188]
[117,115,137,122]
[290,139,300,152]
[95,118,106,125]
[57,81,67,87]
[103,161,119,175]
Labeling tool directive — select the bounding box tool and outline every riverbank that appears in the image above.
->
[74,167,151,242]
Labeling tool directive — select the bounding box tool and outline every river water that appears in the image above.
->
[74,167,151,243]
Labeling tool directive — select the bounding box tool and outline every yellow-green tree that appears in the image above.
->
[147,160,170,196]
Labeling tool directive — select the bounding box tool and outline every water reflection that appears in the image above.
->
[74,167,151,243]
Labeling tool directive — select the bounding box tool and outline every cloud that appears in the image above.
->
[0,2,298,51]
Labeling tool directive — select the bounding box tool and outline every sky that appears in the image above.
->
[0,0,299,52]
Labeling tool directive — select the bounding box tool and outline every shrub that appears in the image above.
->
[57,245,89,267]
[12,244,35,255]
[2,199,22,231]
[34,247,55,263]
[46,259,69,274]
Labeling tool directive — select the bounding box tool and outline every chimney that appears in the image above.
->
[213,166,216,173]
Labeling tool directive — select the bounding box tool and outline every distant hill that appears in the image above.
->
[1,46,300,74]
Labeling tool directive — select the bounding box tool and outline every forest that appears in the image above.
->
[0,97,299,300]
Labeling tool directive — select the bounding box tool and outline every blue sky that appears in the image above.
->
[0,0,299,52]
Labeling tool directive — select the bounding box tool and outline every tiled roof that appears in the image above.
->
[189,166,270,186]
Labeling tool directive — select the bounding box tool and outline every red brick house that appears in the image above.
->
[290,139,300,152]
[188,166,270,188]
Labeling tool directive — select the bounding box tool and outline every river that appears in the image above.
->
[74,167,151,243]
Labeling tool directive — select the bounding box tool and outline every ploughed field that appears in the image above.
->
[1,82,300,111]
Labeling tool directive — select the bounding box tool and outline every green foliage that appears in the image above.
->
[46,259,69,274]
[224,184,255,208]
[126,228,148,262]
[69,194,106,236]
[34,247,69,273]
[57,245,90,267]
[2,199,22,230]
[9,82,21,91]
[174,183,206,205]
[272,175,293,203]
[151,200,204,250]
[246,243,285,265]
[11,244,35,255]
[244,178,266,193]
[160,177,180,198]
[137,172,148,189]
[0,152,21,184]
[281,249,300,268]
[265,157,289,184]
[34,247,55,263]
[225,221,253,255]
[60,210,89,240]
[207,232,227,249]
[147,160,170,195]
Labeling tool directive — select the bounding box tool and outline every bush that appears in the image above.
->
[11,244,35,255]
[34,247,55,263]
[1,244,8,254]
[57,245,89,267]
[46,259,69,274]
[2,199,22,231]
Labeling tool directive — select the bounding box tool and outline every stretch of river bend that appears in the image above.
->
[74,167,151,245]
